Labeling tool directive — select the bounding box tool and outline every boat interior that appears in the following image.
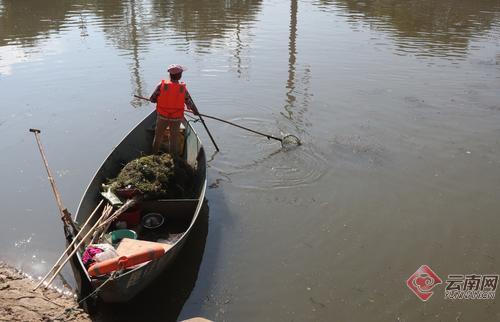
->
[74,116,206,280]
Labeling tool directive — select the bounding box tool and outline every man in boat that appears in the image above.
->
[149,64,199,156]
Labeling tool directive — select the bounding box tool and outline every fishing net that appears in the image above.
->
[281,134,301,148]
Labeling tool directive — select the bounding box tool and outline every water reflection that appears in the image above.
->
[282,0,312,135]
[91,0,262,94]
[0,1,69,76]
[150,0,261,49]
[86,0,263,53]
[232,16,247,77]
[0,0,72,47]
[0,0,263,99]
[316,0,500,58]
[284,0,298,120]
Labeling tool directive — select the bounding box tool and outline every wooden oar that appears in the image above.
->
[33,200,104,291]
[29,129,79,234]
[134,94,220,152]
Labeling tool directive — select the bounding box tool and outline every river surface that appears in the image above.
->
[1,0,500,321]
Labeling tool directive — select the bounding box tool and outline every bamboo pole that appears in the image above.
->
[42,199,137,288]
[33,200,104,291]
[41,205,112,289]
[90,204,115,244]
[95,198,139,232]
[29,129,79,233]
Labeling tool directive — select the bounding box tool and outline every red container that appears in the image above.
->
[117,205,141,227]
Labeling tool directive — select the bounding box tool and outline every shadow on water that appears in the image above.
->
[92,200,210,322]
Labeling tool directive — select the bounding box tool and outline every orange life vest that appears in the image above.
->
[87,245,165,277]
[156,80,186,119]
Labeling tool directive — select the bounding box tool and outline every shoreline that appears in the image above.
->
[0,261,90,321]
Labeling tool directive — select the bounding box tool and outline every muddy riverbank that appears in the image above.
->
[0,262,90,322]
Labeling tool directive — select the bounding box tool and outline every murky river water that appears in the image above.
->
[1,0,500,321]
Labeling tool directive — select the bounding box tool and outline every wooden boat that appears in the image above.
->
[69,111,206,303]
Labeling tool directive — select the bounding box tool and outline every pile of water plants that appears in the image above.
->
[107,153,194,199]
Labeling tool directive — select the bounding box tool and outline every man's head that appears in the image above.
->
[168,64,185,81]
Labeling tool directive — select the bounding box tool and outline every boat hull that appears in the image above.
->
[72,111,207,303]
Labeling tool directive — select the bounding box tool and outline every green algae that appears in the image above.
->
[107,153,194,199]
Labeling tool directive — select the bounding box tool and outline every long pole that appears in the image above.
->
[133,95,220,151]
[134,95,283,143]
[185,95,220,152]
[42,206,112,289]
[43,198,137,288]
[29,129,78,234]
[33,200,104,291]
[185,110,283,143]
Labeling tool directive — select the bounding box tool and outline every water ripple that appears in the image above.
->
[211,117,329,190]
[328,135,388,168]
